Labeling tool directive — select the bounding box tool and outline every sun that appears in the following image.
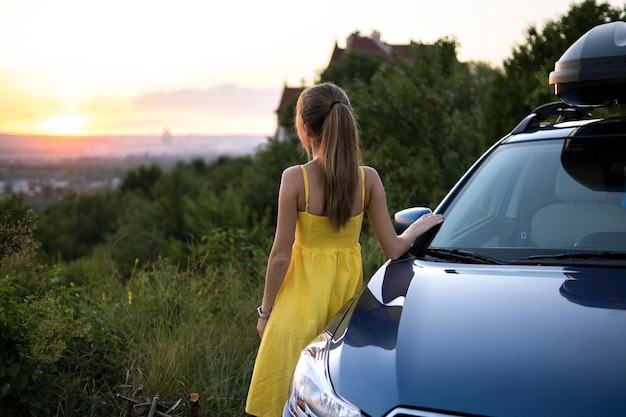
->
[40,113,87,135]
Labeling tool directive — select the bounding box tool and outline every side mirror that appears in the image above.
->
[394,207,431,234]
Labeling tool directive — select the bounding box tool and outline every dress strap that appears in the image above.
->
[300,165,309,213]
[360,166,365,213]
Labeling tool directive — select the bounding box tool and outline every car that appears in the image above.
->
[283,21,626,417]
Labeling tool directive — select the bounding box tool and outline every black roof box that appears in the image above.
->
[549,21,626,106]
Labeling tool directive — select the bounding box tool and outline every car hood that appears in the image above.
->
[329,258,626,417]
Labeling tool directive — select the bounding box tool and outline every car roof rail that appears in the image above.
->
[510,101,592,134]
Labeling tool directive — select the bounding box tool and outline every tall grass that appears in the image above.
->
[81,257,264,416]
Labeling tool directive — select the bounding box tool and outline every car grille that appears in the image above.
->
[384,407,480,417]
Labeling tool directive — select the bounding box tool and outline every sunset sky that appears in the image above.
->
[0,0,622,137]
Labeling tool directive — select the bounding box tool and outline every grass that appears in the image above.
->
[80,259,264,416]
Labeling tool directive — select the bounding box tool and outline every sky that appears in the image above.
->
[0,0,624,137]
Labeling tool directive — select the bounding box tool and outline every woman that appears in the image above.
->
[245,82,443,417]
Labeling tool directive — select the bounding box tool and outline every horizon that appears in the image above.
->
[0,130,269,139]
[0,131,268,162]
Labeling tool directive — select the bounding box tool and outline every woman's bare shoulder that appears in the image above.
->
[279,165,305,191]
[361,165,382,183]
[361,165,379,174]
[281,164,303,179]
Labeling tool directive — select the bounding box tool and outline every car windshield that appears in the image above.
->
[429,135,626,264]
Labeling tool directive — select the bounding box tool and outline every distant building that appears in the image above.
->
[275,84,304,141]
[162,127,172,144]
[328,30,413,65]
[275,31,415,139]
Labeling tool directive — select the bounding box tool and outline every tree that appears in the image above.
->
[37,191,120,262]
[240,137,306,226]
[118,163,163,199]
[320,51,387,88]
[480,0,624,146]
[351,38,494,211]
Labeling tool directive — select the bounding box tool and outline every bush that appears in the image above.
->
[0,210,126,416]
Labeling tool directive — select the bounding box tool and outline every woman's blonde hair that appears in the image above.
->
[295,82,362,231]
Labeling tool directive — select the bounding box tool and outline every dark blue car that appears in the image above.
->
[283,22,626,417]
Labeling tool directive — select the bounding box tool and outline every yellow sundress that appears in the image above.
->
[245,165,365,417]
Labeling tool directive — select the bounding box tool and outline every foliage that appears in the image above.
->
[0,194,31,225]
[0,208,43,288]
[480,0,624,145]
[0,211,124,416]
[0,198,268,416]
[239,136,307,225]
[118,163,163,199]
[351,38,493,211]
[320,50,388,87]
[37,190,120,262]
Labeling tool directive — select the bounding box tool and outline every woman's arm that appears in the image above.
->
[364,166,443,260]
[257,166,300,338]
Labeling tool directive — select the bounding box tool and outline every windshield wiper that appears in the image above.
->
[511,251,626,265]
[422,248,504,265]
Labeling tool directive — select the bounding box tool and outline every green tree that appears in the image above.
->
[35,191,119,262]
[108,162,201,272]
[480,0,624,146]
[320,51,387,88]
[118,163,163,199]
[0,194,30,224]
[240,137,306,226]
[352,38,493,211]
[203,154,253,194]
[106,192,168,273]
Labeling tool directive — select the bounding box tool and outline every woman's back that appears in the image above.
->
[298,161,365,218]
[296,163,365,249]
[246,165,365,417]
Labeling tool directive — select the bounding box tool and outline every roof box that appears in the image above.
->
[549,21,626,106]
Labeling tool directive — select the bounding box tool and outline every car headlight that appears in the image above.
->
[287,333,361,417]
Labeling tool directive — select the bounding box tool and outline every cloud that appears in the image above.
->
[134,84,281,115]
